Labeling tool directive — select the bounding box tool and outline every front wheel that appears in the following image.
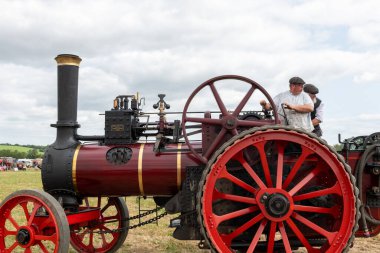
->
[0,189,70,253]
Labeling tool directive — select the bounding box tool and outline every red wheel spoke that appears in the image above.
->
[247,219,268,253]
[38,216,54,230]
[38,241,49,253]
[294,205,340,217]
[100,224,115,234]
[293,212,338,245]
[89,231,94,249]
[223,213,265,245]
[185,117,223,125]
[204,128,227,159]
[76,228,89,241]
[276,141,286,189]
[233,86,256,116]
[8,214,20,230]
[213,189,257,205]
[101,202,112,214]
[27,202,42,226]
[35,234,57,242]
[293,182,342,202]
[20,202,31,221]
[254,141,273,187]
[8,241,18,252]
[289,166,321,196]
[231,128,239,136]
[278,222,292,253]
[4,229,17,236]
[209,82,228,116]
[220,169,257,194]
[267,221,277,253]
[283,146,314,189]
[235,152,267,189]
[101,232,107,248]
[103,215,119,222]
[286,218,316,253]
[24,248,32,253]
[214,206,259,227]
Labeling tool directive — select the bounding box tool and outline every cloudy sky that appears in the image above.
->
[0,0,379,146]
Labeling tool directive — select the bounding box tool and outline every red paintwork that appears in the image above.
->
[76,143,201,196]
[66,207,100,225]
[201,129,357,253]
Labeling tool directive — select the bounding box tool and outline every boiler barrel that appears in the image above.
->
[73,143,201,196]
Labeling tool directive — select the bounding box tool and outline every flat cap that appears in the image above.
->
[289,76,305,85]
[303,84,319,94]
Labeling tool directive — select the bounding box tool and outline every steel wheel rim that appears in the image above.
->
[0,193,66,252]
[70,197,128,253]
[201,128,356,253]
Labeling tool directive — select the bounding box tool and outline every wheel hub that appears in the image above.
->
[264,193,290,218]
[222,115,237,130]
[16,228,31,245]
[256,188,294,221]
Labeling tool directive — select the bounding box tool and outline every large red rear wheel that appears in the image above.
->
[0,189,70,253]
[70,197,129,253]
[198,126,359,253]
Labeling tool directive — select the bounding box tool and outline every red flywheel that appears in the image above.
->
[198,126,359,253]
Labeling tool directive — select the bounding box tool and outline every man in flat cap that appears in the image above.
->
[260,76,314,132]
[303,84,324,137]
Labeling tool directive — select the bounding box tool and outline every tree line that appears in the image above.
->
[0,149,42,159]
[0,144,46,159]
[0,143,46,153]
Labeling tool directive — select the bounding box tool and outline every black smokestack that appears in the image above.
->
[51,54,82,149]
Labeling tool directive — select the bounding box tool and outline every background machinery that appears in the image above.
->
[0,54,379,252]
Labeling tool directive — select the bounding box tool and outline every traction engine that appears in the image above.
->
[1,54,379,253]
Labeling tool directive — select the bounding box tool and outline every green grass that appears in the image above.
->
[0,170,43,197]
[0,171,204,253]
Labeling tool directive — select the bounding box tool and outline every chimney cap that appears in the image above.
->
[55,54,82,66]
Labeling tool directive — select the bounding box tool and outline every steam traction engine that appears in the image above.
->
[0,54,379,253]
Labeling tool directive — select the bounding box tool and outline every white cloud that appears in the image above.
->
[0,0,380,146]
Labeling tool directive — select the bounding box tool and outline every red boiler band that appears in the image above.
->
[72,143,201,196]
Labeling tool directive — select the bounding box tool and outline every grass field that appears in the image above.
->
[0,170,379,252]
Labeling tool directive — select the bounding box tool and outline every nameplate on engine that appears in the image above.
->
[111,124,124,131]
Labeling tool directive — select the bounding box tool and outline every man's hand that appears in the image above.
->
[282,102,292,110]
[260,100,271,110]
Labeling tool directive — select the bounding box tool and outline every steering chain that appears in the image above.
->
[71,206,168,234]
